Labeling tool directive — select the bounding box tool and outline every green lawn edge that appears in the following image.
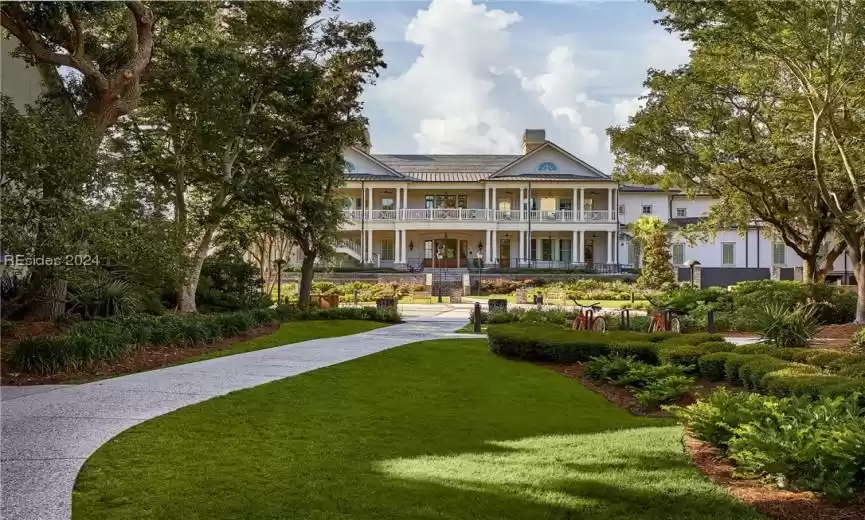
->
[73,338,762,520]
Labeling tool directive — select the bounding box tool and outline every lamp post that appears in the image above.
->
[684,259,700,288]
[436,248,444,303]
[274,258,286,303]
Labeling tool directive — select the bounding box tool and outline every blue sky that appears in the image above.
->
[339,0,689,171]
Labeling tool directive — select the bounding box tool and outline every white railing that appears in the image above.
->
[336,239,362,257]
[342,209,615,222]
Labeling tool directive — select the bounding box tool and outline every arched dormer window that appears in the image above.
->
[537,161,557,172]
[344,161,356,173]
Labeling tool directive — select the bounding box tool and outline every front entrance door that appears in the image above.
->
[499,239,510,268]
[426,238,460,268]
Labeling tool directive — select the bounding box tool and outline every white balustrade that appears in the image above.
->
[341,207,613,222]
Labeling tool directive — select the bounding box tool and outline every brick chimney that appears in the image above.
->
[522,129,545,154]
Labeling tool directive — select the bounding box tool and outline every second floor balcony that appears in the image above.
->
[343,208,617,223]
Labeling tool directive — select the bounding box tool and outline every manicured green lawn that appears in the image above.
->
[73,339,761,520]
[182,320,390,363]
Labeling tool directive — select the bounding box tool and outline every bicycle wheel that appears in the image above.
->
[591,317,606,332]
[670,317,681,334]
[647,319,656,333]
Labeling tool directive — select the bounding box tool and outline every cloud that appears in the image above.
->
[365,0,690,168]
[370,0,523,153]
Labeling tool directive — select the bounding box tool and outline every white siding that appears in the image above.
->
[497,147,604,178]
[670,197,714,218]
[618,192,670,224]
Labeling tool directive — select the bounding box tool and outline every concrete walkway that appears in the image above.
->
[0,317,466,520]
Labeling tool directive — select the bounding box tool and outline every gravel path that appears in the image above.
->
[0,317,465,520]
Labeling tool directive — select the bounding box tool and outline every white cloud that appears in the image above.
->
[371,0,522,153]
[365,0,690,169]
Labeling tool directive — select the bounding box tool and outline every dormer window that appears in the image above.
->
[537,161,557,172]
[344,161,356,173]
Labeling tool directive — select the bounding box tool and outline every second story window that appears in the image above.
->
[618,204,625,215]
[641,205,653,215]
[381,197,395,211]
[676,208,687,217]
[424,195,434,208]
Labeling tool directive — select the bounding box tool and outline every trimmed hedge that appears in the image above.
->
[698,352,737,381]
[737,355,789,391]
[695,341,735,353]
[487,325,715,363]
[763,371,855,399]
[657,345,707,371]
[608,341,658,364]
[660,333,725,346]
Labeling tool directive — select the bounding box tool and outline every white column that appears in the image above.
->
[485,229,491,262]
[579,188,585,221]
[492,229,497,263]
[534,238,540,261]
[484,187,489,210]
[607,231,614,264]
[402,230,408,264]
[403,187,408,212]
[519,188,526,219]
[607,189,613,220]
[578,231,585,263]
[367,229,374,262]
[572,188,578,221]
[491,187,497,214]
[571,230,578,264]
[367,188,374,214]
[518,231,524,265]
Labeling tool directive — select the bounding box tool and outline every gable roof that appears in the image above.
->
[490,141,609,180]
[344,146,406,179]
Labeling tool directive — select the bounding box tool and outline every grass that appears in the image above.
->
[181,320,390,363]
[73,339,761,520]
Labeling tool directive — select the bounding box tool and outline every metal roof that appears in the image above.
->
[372,154,518,175]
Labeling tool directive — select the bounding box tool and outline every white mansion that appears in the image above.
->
[335,129,850,278]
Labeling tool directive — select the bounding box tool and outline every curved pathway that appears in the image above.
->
[0,317,466,520]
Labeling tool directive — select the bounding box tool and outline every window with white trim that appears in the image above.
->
[672,243,685,265]
[641,204,653,215]
[380,239,394,261]
[618,204,626,215]
[773,243,786,266]
[676,207,687,217]
[722,243,735,265]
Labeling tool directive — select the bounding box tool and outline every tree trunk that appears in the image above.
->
[855,263,865,325]
[177,227,216,313]
[802,257,816,283]
[31,277,67,320]
[298,252,316,309]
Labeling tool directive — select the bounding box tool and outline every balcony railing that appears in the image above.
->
[344,209,616,222]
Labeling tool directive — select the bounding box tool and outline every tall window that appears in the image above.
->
[627,241,638,265]
[641,204,653,215]
[381,197,394,211]
[560,239,572,263]
[380,239,394,261]
[530,240,537,260]
[722,243,735,265]
[355,197,362,209]
[541,239,553,261]
[558,199,572,211]
[424,195,434,209]
[676,207,687,217]
[672,243,685,265]
[423,240,433,259]
[773,243,786,265]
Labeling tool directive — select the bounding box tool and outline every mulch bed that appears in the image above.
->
[812,323,862,351]
[543,361,865,520]
[0,323,279,386]
[685,433,865,520]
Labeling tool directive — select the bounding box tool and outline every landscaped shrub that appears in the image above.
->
[303,306,401,323]
[657,345,706,372]
[608,341,658,364]
[488,325,616,362]
[737,355,790,391]
[669,388,771,448]
[756,303,819,348]
[585,355,693,405]
[837,362,865,378]
[852,328,865,353]
[659,332,725,346]
[695,341,735,353]
[698,352,738,381]
[732,280,856,325]
[584,355,640,383]
[633,375,694,406]
[727,394,865,500]
[762,371,851,399]
[723,354,751,383]
[733,343,779,355]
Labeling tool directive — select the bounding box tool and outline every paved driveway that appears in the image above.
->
[0,317,465,520]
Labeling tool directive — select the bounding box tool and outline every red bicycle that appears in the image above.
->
[571,301,606,332]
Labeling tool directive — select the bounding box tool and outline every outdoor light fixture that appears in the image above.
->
[684,259,701,288]
[478,241,483,251]
[408,241,414,251]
